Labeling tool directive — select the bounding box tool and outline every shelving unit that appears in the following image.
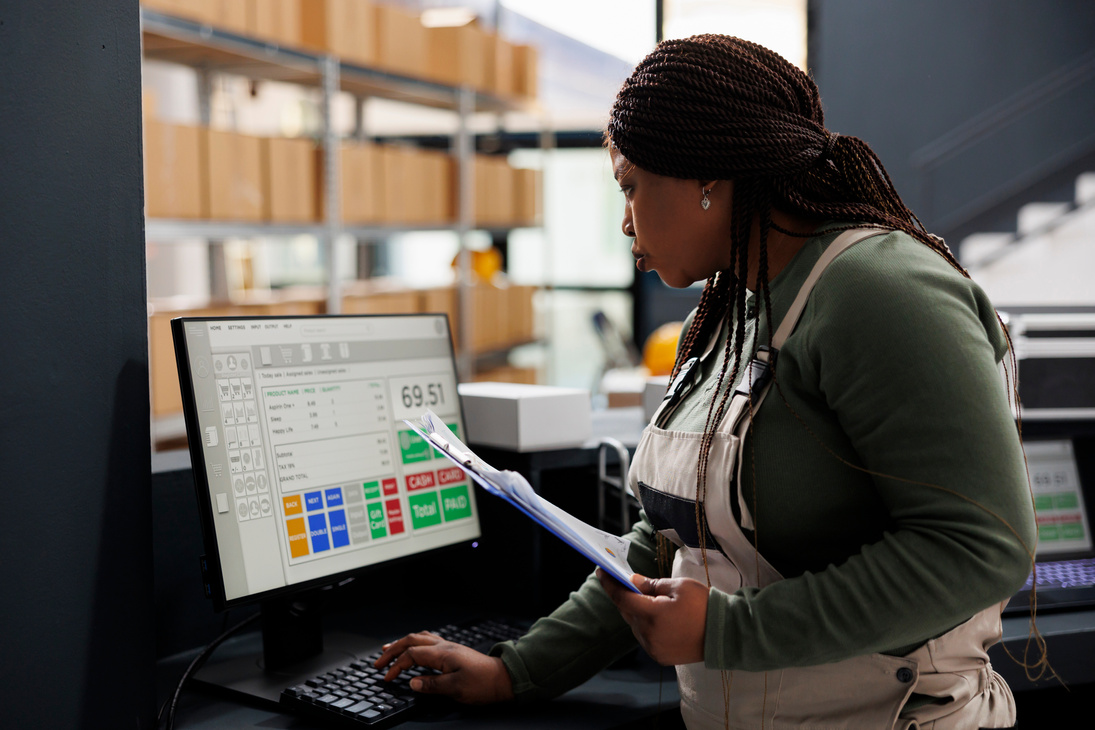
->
[141,5,551,449]
[140,6,550,375]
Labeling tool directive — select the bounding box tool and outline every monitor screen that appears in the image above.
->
[1026,439,1093,558]
[173,314,480,609]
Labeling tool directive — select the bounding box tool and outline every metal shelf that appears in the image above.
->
[145,220,538,240]
[140,8,537,114]
[140,5,551,380]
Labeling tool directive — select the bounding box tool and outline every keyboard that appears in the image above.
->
[279,617,527,728]
[1004,557,1095,615]
[1025,557,1095,589]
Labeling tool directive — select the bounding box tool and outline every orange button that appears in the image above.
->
[286,517,309,558]
[283,494,302,516]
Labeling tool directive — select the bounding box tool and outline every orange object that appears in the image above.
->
[452,247,503,282]
[642,321,683,376]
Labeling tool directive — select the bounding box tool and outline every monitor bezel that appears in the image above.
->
[171,312,478,612]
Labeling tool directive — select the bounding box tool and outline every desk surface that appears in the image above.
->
[159,635,680,730]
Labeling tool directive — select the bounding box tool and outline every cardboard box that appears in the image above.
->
[340,280,419,314]
[253,0,301,47]
[262,136,317,222]
[326,142,383,223]
[471,366,538,384]
[425,22,487,89]
[489,34,515,97]
[507,284,535,343]
[470,281,507,352]
[203,128,264,221]
[512,43,538,99]
[513,167,540,225]
[299,0,376,66]
[457,382,592,452]
[417,147,454,224]
[210,0,249,34]
[144,120,205,219]
[473,155,514,226]
[419,286,459,346]
[375,4,426,78]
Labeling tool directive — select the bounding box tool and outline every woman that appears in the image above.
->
[376,35,1036,729]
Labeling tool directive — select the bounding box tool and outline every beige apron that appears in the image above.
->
[630,229,1016,730]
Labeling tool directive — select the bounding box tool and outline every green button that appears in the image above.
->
[363,481,381,501]
[1062,521,1086,541]
[440,484,472,522]
[1053,492,1080,510]
[408,492,443,529]
[1034,494,1053,512]
[398,429,433,464]
[367,502,387,539]
[1039,524,1060,541]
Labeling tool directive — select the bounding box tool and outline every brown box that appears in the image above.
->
[299,0,376,65]
[419,285,459,346]
[253,0,301,47]
[513,167,540,225]
[341,280,419,314]
[262,136,317,222]
[375,4,426,78]
[489,34,515,97]
[420,148,455,224]
[203,128,264,221]
[470,281,507,352]
[512,43,538,99]
[327,142,383,223]
[144,120,205,219]
[207,0,250,34]
[473,155,514,226]
[425,22,487,89]
[507,284,536,343]
[379,144,429,224]
[471,365,538,384]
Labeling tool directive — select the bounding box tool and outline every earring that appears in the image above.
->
[701,188,711,210]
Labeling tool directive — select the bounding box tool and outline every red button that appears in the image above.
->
[382,478,398,496]
[386,499,405,534]
[406,471,436,491]
[437,466,464,486]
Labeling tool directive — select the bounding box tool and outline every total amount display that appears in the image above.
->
[402,383,445,409]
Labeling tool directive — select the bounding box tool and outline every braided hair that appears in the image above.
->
[608,34,976,573]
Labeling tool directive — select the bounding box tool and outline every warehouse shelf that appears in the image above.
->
[140,2,550,412]
[141,8,537,114]
[145,219,539,240]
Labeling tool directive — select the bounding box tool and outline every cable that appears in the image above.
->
[158,612,261,729]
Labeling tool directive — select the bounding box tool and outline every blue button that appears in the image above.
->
[328,509,350,548]
[325,487,344,508]
[304,491,323,512]
[308,513,330,552]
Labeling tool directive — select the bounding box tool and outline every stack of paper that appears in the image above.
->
[405,410,639,592]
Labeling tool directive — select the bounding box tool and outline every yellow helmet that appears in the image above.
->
[642,321,683,376]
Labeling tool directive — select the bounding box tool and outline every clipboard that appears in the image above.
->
[404,411,640,593]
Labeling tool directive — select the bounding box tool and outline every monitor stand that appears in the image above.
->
[192,595,382,710]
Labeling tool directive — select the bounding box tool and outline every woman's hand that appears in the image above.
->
[597,569,709,665]
[373,631,514,705]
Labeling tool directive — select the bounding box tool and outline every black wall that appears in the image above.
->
[808,0,1095,245]
[0,2,154,728]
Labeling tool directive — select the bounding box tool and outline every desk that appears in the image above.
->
[157,629,682,730]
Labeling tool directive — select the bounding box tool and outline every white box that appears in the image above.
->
[644,375,671,423]
[458,382,591,452]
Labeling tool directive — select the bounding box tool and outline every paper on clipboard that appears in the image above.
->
[405,410,640,593]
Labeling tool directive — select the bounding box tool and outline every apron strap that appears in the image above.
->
[771,227,889,350]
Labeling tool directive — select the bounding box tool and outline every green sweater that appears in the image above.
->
[492,226,1035,700]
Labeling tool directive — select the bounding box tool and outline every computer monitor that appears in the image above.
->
[172,313,480,701]
[1025,438,1093,559]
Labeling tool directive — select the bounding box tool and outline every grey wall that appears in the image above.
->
[809,0,1095,244]
[0,1,154,727]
